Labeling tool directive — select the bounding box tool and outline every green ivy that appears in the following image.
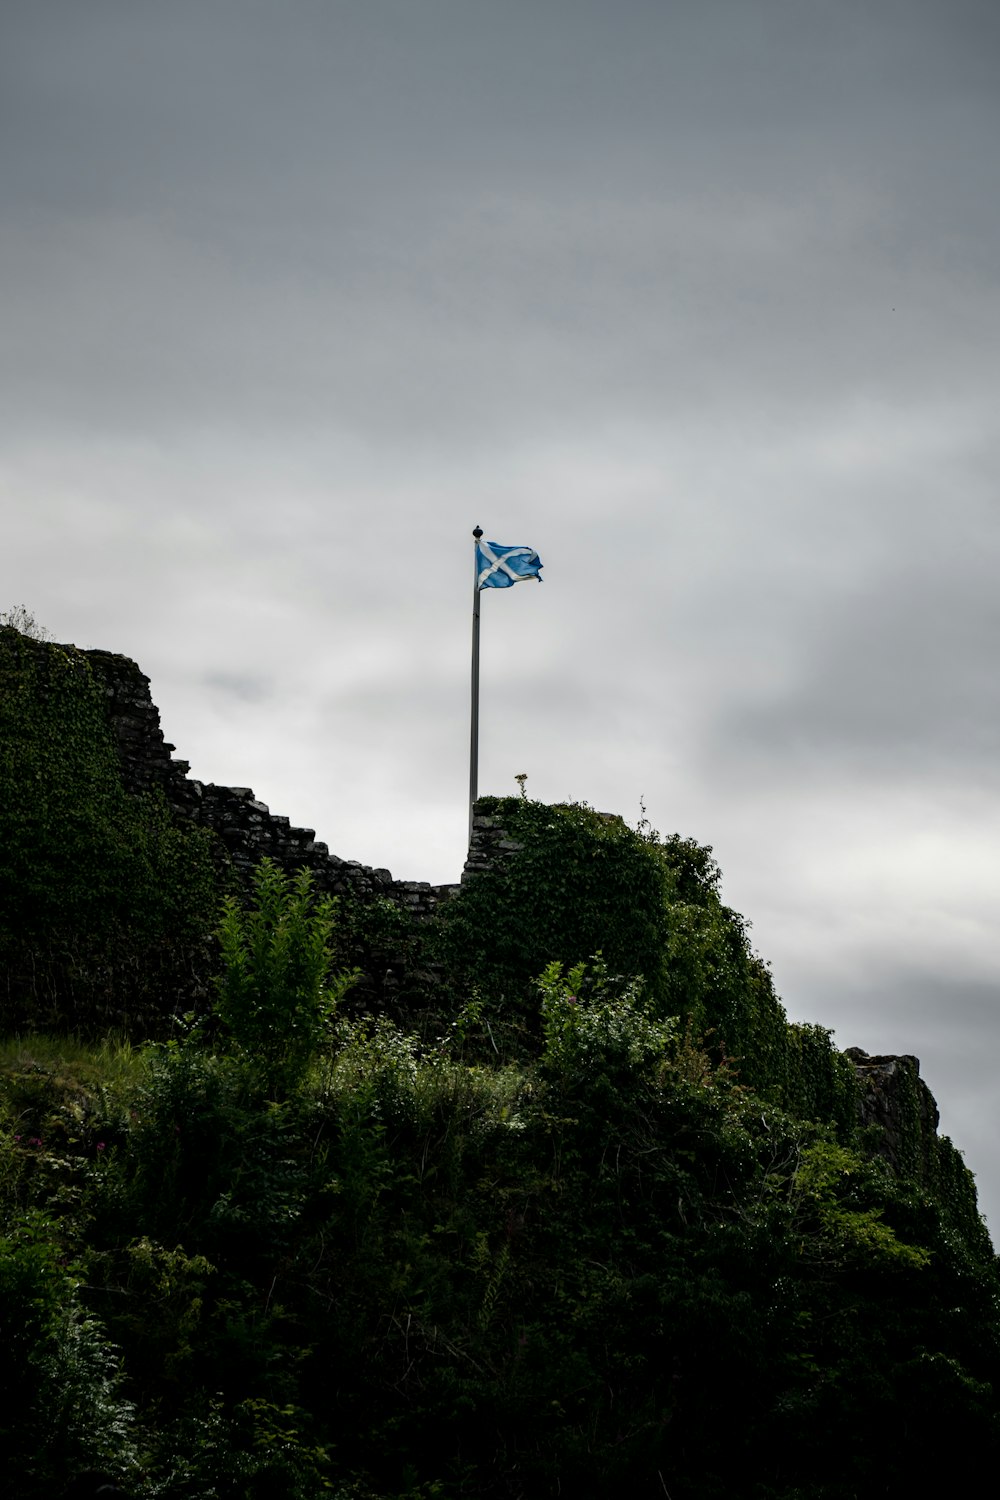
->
[0,627,223,1033]
[432,798,678,1022]
[433,798,861,1130]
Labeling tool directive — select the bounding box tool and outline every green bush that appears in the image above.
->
[2,993,998,1499]
[536,955,675,1082]
[0,1211,139,1496]
[215,859,358,1094]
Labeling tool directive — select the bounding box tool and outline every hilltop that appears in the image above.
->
[1,624,998,1498]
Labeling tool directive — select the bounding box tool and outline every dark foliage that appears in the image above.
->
[2,637,998,1497]
[0,627,222,1034]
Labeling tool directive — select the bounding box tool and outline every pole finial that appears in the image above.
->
[473,525,483,540]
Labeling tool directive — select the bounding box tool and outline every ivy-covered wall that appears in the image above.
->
[446,798,980,1234]
[0,629,451,1033]
[1,628,982,1242]
[445,797,860,1132]
[0,628,220,1031]
[79,639,453,915]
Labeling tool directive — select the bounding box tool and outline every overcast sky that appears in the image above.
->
[3,1,998,1233]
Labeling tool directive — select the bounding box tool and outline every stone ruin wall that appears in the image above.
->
[75,643,946,1168]
[87,645,549,914]
[84,647,457,919]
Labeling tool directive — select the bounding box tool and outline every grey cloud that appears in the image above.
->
[708,557,1000,782]
[202,671,274,704]
[3,201,990,471]
[4,1,1000,452]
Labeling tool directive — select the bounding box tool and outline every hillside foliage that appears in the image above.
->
[1,631,998,1498]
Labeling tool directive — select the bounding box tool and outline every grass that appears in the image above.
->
[0,1030,145,1085]
[0,1032,147,1152]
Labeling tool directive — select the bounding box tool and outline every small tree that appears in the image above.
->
[215,860,357,1093]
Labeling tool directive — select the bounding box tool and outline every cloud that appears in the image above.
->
[711,559,1000,782]
[201,671,274,705]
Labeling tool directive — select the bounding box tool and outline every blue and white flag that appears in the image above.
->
[476,539,543,589]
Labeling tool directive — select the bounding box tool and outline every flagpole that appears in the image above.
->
[469,526,483,845]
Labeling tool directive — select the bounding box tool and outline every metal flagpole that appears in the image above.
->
[469,525,483,845]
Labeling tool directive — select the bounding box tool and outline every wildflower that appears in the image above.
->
[97,1142,106,1152]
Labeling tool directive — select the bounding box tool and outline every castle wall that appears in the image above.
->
[83,646,456,918]
[12,632,947,1174]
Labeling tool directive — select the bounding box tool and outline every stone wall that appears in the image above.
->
[16,634,950,1167]
[461,804,526,882]
[84,646,456,919]
[461,801,616,882]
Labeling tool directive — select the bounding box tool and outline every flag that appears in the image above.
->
[476,539,543,589]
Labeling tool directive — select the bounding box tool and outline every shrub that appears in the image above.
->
[0,1212,139,1496]
[536,956,675,1083]
[215,860,358,1093]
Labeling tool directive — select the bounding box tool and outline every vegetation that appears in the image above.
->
[1,630,998,1497]
[436,797,862,1129]
[0,626,222,1033]
[0,603,53,640]
[214,860,359,1096]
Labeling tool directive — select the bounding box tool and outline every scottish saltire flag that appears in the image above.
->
[476,539,543,589]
